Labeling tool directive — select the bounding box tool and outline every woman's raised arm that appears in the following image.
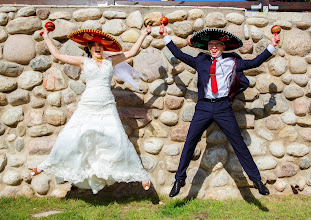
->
[42,28,84,68]
[110,26,151,66]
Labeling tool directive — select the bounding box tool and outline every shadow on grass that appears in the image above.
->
[66,181,160,206]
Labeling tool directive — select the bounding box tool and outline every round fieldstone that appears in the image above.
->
[36,39,61,55]
[248,134,267,156]
[6,17,41,34]
[207,130,227,145]
[1,107,24,126]
[278,126,298,142]
[300,158,311,170]
[3,170,22,186]
[286,143,309,157]
[283,85,304,100]
[205,12,226,28]
[28,136,56,155]
[170,125,189,142]
[45,108,67,126]
[166,10,187,22]
[0,122,5,135]
[73,8,102,22]
[201,147,228,171]
[0,26,8,42]
[255,157,277,171]
[103,19,126,36]
[0,13,8,26]
[165,96,184,110]
[167,84,186,97]
[0,137,8,149]
[28,125,53,137]
[69,80,85,95]
[277,163,298,178]
[0,75,17,92]
[14,138,24,152]
[30,56,52,71]
[7,89,30,106]
[210,170,230,187]
[43,64,68,91]
[36,8,50,20]
[226,12,245,25]
[149,79,166,96]
[81,20,102,30]
[163,144,180,156]
[246,17,268,27]
[274,179,287,192]
[293,74,309,87]
[3,34,36,65]
[268,57,287,76]
[182,102,196,122]
[62,88,76,105]
[251,25,263,42]
[172,21,193,38]
[47,92,61,107]
[269,141,285,158]
[294,97,308,116]
[281,72,292,85]
[143,138,164,155]
[8,155,24,167]
[300,128,311,142]
[284,29,311,56]
[17,6,35,17]
[63,64,81,80]
[193,18,204,32]
[188,9,204,20]
[133,48,168,83]
[165,156,179,172]
[289,56,308,74]
[31,174,51,195]
[18,71,43,90]
[0,152,7,171]
[265,115,284,130]
[103,10,127,19]
[49,20,78,40]
[159,111,179,126]
[0,60,24,77]
[49,11,72,20]
[307,170,311,186]
[33,86,47,98]
[227,157,243,172]
[141,155,157,172]
[126,11,143,29]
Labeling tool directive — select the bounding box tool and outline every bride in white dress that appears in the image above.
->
[32,27,151,194]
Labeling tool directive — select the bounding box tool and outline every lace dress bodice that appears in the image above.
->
[80,58,115,106]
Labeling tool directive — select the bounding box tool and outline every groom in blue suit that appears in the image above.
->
[161,27,280,197]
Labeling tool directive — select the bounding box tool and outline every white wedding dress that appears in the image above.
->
[38,58,149,194]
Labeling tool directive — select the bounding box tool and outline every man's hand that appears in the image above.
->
[271,33,280,47]
[160,25,168,37]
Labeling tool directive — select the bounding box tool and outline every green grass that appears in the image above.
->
[0,195,311,220]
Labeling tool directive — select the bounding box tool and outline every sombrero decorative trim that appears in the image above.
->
[190,28,243,51]
[68,29,122,52]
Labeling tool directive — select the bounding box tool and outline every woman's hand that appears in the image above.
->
[143,26,151,36]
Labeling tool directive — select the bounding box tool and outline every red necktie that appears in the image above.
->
[210,59,218,93]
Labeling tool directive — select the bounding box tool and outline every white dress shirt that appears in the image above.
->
[164,35,276,99]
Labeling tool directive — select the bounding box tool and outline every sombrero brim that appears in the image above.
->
[190,28,243,51]
[68,29,122,52]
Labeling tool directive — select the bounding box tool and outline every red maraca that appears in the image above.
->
[40,22,55,36]
[159,17,168,35]
[271,25,281,43]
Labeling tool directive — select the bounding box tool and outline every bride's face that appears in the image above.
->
[90,42,104,59]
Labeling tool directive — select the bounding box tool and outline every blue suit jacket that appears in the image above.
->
[166,41,273,102]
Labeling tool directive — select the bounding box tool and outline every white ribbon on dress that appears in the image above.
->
[114,62,142,90]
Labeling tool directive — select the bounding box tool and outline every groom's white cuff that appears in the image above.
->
[164,35,172,45]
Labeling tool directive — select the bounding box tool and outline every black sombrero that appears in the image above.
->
[190,28,243,51]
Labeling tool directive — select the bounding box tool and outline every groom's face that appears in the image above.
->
[208,40,225,58]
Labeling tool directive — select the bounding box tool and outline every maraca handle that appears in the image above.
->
[274,33,279,43]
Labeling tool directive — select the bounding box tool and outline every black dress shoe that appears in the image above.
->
[169,179,185,197]
[254,181,270,195]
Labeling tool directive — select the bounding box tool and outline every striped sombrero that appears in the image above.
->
[190,28,243,51]
[68,29,122,52]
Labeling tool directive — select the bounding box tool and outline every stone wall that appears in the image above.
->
[0,4,311,199]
